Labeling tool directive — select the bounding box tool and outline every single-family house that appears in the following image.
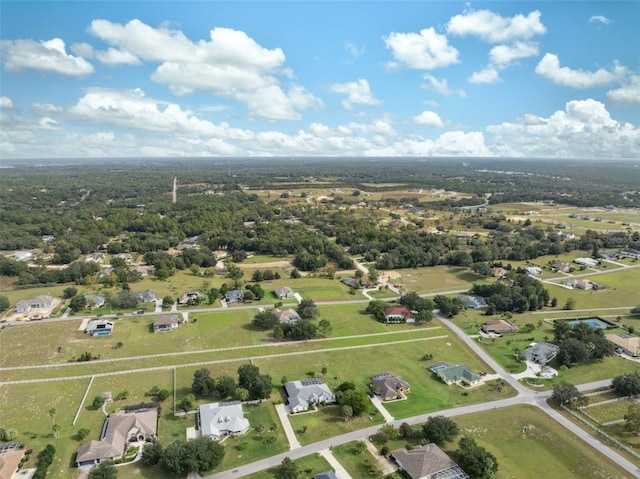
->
[0,449,25,479]
[606,333,640,357]
[523,266,542,276]
[456,231,474,240]
[76,406,158,466]
[620,248,640,259]
[178,291,204,304]
[491,267,508,278]
[225,289,245,303]
[85,294,107,308]
[134,265,154,276]
[383,306,415,323]
[198,401,249,440]
[600,253,618,261]
[273,308,300,324]
[458,295,488,309]
[314,472,339,479]
[274,286,295,299]
[284,378,336,413]
[481,319,519,334]
[12,251,33,261]
[14,295,55,314]
[85,253,105,263]
[523,342,559,365]
[552,261,572,273]
[429,362,482,387]
[86,320,114,336]
[341,277,361,289]
[114,253,133,263]
[574,257,598,268]
[371,372,411,401]
[135,289,156,303]
[42,234,55,242]
[153,315,179,333]
[391,444,469,479]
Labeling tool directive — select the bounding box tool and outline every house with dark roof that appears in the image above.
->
[341,277,361,289]
[76,406,158,466]
[523,342,559,365]
[458,295,487,309]
[284,379,336,413]
[178,291,205,304]
[225,289,245,303]
[391,444,469,479]
[429,362,482,387]
[371,372,411,401]
[552,261,572,273]
[198,401,249,441]
[620,248,640,259]
[85,294,107,308]
[383,306,415,323]
[274,286,295,299]
[153,315,179,333]
[15,295,55,314]
[314,471,338,479]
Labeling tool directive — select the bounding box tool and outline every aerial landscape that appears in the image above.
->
[0,2,639,479]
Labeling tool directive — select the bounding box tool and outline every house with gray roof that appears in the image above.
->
[225,289,245,303]
[86,320,114,336]
[371,372,411,401]
[523,342,559,365]
[392,444,469,479]
[429,362,482,387]
[15,295,55,314]
[273,308,300,324]
[135,289,156,303]
[274,286,295,299]
[76,406,158,467]
[85,294,107,308]
[314,471,338,479]
[458,295,487,309]
[198,401,249,440]
[284,378,336,413]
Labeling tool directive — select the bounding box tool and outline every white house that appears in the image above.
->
[198,401,249,440]
[284,379,336,413]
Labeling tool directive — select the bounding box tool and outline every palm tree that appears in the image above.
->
[52,424,61,439]
[49,408,56,424]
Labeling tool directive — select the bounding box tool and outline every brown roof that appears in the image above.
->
[372,375,410,399]
[0,450,24,479]
[153,315,179,327]
[392,444,461,479]
[383,306,414,319]
[77,408,157,464]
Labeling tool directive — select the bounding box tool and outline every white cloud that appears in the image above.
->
[345,41,364,58]
[486,99,640,158]
[383,28,459,70]
[607,75,640,105]
[421,74,466,97]
[96,48,141,65]
[330,79,381,110]
[32,103,64,115]
[535,53,625,88]
[447,9,546,43]
[413,111,444,128]
[1,38,94,76]
[489,41,539,67]
[469,66,501,84]
[372,120,396,136]
[589,15,612,25]
[0,97,13,109]
[89,19,320,120]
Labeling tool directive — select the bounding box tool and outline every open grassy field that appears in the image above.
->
[385,265,488,294]
[331,442,385,478]
[242,453,333,479]
[583,398,635,424]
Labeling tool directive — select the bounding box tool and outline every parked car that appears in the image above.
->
[132,309,145,315]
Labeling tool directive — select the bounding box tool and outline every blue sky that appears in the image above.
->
[1,1,638,159]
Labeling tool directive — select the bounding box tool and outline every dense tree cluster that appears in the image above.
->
[551,382,587,409]
[142,436,224,476]
[238,364,273,400]
[471,272,549,314]
[612,373,640,397]
[457,436,499,479]
[33,445,56,479]
[553,322,614,367]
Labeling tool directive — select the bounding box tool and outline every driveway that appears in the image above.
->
[369,395,394,423]
[318,449,353,479]
[274,404,301,450]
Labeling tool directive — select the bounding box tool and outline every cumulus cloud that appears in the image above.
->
[0,97,13,109]
[383,27,459,70]
[486,98,640,158]
[1,38,94,76]
[421,74,466,97]
[96,48,141,65]
[413,111,444,128]
[447,8,546,43]
[535,53,626,88]
[330,79,381,109]
[607,74,640,105]
[345,41,364,58]
[489,41,539,67]
[88,19,321,120]
[468,66,501,84]
[589,15,612,25]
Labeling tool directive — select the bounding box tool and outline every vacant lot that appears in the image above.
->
[582,398,635,425]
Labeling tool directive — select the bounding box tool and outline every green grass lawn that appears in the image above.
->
[288,405,384,445]
[582,398,635,424]
[242,453,333,479]
[331,441,384,478]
